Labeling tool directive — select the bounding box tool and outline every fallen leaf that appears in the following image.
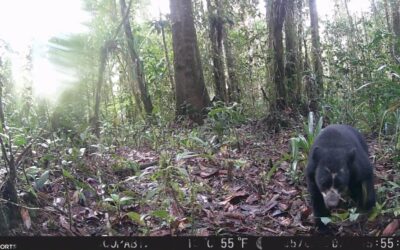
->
[224,212,246,221]
[218,169,228,175]
[200,169,219,178]
[221,191,249,205]
[246,194,260,204]
[53,197,65,208]
[150,229,171,236]
[278,203,289,211]
[59,215,72,232]
[264,194,280,213]
[301,206,312,220]
[20,208,31,229]
[382,220,399,236]
[72,191,80,204]
[280,217,292,227]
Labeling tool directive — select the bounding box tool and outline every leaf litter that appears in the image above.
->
[15,122,399,236]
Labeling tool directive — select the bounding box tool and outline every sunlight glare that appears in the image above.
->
[148,0,170,18]
[317,0,371,19]
[0,0,89,100]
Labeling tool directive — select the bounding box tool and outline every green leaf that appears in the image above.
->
[290,138,299,159]
[127,212,145,225]
[14,135,27,146]
[320,217,331,225]
[388,181,400,189]
[110,193,120,202]
[145,189,158,200]
[297,135,309,149]
[175,151,199,161]
[233,159,247,169]
[349,212,360,222]
[120,196,134,205]
[334,211,349,221]
[315,117,323,136]
[188,136,208,147]
[104,197,114,203]
[393,207,400,217]
[151,210,170,220]
[62,168,74,179]
[35,170,50,190]
[266,163,279,181]
[307,112,315,136]
[291,160,298,172]
[26,166,41,177]
[368,202,383,221]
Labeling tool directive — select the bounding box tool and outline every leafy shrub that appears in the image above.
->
[289,112,323,182]
[207,102,245,140]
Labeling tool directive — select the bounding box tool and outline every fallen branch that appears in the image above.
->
[0,198,39,210]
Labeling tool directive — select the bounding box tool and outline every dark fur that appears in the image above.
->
[306,124,376,232]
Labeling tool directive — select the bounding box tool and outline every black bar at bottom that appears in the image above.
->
[0,236,399,250]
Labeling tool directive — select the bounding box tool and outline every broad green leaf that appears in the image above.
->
[110,193,120,202]
[35,170,50,190]
[368,203,383,221]
[127,212,145,225]
[388,181,400,189]
[291,161,298,172]
[151,210,170,220]
[145,189,158,200]
[188,136,207,147]
[120,196,134,205]
[26,166,41,176]
[334,211,349,221]
[320,217,331,225]
[349,212,360,222]
[104,198,114,203]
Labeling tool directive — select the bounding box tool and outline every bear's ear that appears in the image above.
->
[312,146,320,162]
[347,147,356,164]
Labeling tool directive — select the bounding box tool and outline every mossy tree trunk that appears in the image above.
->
[284,0,300,107]
[309,0,323,113]
[207,0,227,102]
[120,0,153,116]
[268,0,287,111]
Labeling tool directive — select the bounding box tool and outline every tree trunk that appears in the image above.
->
[170,0,210,123]
[384,0,392,32]
[284,0,300,106]
[119,0,153,116]
[390,0,400,62]
[0,75,20,234]
[92,43,109,138]
[297,0,305,102]
[207,0,227,102]
[269,0,287,110]
[224,33,240,103]
[308,0,323,113]
[159,16,176,98]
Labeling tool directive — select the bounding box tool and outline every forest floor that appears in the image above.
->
[18,121,399,236]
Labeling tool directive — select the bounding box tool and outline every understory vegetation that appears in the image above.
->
[0,0,399,236]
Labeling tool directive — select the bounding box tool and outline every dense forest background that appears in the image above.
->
[0,0,399,236]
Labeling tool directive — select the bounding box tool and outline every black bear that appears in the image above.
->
[306,124,376,232]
